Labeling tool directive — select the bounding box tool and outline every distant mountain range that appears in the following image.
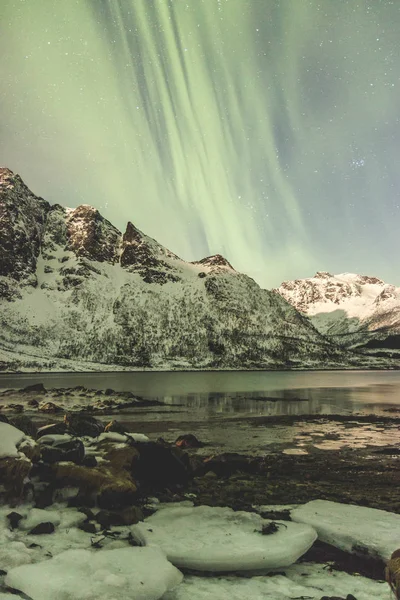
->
[276,272,400,358]
[0,167,397,372]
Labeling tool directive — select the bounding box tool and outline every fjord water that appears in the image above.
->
[1,370,400,417]
[1,370,399,455]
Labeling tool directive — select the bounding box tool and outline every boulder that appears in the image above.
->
[175,434,204,448]
[0,457,32,499]
[29,522,55,535]
[37,422,68,438]
[38,435,85,465]
[52,463,138,509]
[96,506,143,528]
[65,413,103,437]
[133,442,191,488]
[6,511,23,530]
[104,419,127,434]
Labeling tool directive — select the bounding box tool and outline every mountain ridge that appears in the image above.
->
[0,168,395,372]
[275,271,400,355]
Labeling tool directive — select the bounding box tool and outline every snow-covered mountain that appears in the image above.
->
[276,271,400,354]
[0,167,363,372]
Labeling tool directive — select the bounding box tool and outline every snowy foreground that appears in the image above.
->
[0,500,393,600]
[0,421,396,599]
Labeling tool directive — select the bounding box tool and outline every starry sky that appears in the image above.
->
[1,0,400,289]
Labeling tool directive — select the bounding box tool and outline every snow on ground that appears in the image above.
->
[6,546,183,600]
[0,423,25,458]
[0,500,393,600]
[292,499,400,561]
[162,562,387,600]
[132,505,317,572]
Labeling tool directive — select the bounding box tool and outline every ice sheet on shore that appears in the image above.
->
[6,546,183,600]
[0,505,89,569]
[132,505,317,572]
[0,423,25,458]
[291,499,400,560]
[162,562,387,600]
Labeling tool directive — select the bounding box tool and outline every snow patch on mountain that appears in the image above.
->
[276,272,400,349]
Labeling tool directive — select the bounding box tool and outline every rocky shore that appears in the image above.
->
[0,383,399,599]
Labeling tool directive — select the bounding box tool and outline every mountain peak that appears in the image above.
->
[0,167,15,183]
[193,254,235,271]
[65,204,121,263]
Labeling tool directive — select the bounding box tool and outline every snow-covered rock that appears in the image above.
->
[0,168,354,372]
[5,546,183,600]
[291,499,400,561]
[131,505,317,572]
[276,271,400,351]
[0,422,25,458]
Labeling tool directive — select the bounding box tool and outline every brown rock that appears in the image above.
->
[0,457,32,499]
[52,463,137,509]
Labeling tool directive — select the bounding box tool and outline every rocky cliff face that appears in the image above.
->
[0,169,388,371]
[276,272,400,355]
[0,168,50,295]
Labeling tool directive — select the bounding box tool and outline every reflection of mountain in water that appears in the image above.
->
[157,387,393,417]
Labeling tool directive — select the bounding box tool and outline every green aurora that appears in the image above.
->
[1,0,400,287]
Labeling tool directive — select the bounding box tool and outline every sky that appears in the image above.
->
[1,0,400,289]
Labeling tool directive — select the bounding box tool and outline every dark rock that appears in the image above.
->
[68,494,96,509]
[22,383,46,394]
[27,398,39,408]
[97,487,137,511]
[65,413,104,437]
[29,522,55,535]
[104,389,114,396]
[9,415,37,438]
[133,441,192,487]
[78,521,97,534]
[104,420,127,434]
[5,404,24,413]
[39,437,85,465]
[175,434,204,448]
[0,414,9,423]
[7,511,23,530]
[37,422,68,438]
[96,506,143,528]
[34,486,54,509]
[320,597,358,600]
[78,507,96,520]
[82,455,98,468]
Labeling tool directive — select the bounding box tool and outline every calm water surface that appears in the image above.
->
[1,370,400,417]
[1,370,399,454]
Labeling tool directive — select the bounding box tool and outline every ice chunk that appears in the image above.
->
[131,504,317,572]
[6,546,183,600]
[292,499,400,560]
[163,562,387,600]
[0,423,25,458]
[19,508,61,530]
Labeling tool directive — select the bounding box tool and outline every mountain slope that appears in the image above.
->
[276,271,400,354]
[0,169,381,372]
